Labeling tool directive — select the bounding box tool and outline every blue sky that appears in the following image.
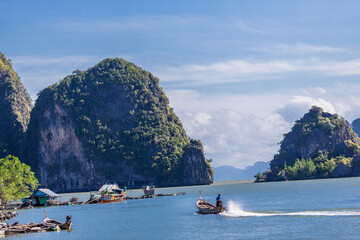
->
[1,1,360,168]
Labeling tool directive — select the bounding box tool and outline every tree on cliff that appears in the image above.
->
[0,155,38,204]
[0,52,32,158]
[256,106,360,182]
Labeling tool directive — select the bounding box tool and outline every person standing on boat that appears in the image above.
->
[216,194,221,202]
[216,194,223,212]
[216,194,222,206]
[216,194,225,213]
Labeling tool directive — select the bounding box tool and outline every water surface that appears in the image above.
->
[5,177,360,239]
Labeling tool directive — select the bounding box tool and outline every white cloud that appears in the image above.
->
[314,87,327,95]
[168,84,360,169]
[157,58,360,85]
[167,89,292,117]
[309,59,360,76]
[158,59,296,84]
[320,83,360,122]
[237,20,270,34]
[52,15,220,35]
[277,96,336,123]
[192,112,212,125]
[256,43,346,54]
[167,90,294,168]
[11,55,99,66]
[178,108,290,168]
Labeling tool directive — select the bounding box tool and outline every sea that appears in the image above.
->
[4,177,360,240]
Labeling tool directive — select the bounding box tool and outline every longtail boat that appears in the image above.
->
[196,191,226,214]
[100,191,126,203]
[43,210,72,230]
[0,210,72,236]
[98,184,126,203]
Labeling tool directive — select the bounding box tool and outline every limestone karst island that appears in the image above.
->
[0,52,213,195]
[256,106,360,182]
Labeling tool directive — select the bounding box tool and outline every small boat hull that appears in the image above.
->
[100,194,126,203]
[43,211,72,230]
[44,219,72,230]
[196,199,225,214]
[58,222,72,230]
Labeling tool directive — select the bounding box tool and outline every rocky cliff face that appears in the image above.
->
[24,58,213,192]
[36,103,99,191]
[0,52,32,158]
[256,106,360,182]
[181,143,213,185]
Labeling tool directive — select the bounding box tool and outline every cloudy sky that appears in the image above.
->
[1,0,360,168]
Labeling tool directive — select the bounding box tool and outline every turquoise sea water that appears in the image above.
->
[4,177,360,239]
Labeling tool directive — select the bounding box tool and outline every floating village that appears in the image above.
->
[0,184,187,237]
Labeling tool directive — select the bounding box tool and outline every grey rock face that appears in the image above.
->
[332,162,352,178]
[352,166,360,176]
[36,103,100,192]
[352,155,360,165]
[182,147,213,185]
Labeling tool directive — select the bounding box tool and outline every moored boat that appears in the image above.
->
[98,183,126,203]
[143,186,155,196]
[100,192,126,203]
[43,210,72,230]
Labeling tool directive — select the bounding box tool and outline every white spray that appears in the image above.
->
[220,200,360,218]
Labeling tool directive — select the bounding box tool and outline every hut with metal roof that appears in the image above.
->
[28,188,60,206]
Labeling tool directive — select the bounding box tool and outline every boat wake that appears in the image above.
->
[220,201,360,218]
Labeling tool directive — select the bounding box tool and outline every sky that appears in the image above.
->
[1,0,360,169]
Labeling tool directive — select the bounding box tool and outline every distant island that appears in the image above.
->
[351,118,360,137]
[0,52,213,193]
[256,106,360,182]
[214,161,269,181]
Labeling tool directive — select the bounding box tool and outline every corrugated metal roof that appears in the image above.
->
[31,188,60,197]
[98,184,120,192]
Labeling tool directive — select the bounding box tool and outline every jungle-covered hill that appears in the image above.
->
[0,52,32,158]
[23,58,213,192]
[256,106,360,182]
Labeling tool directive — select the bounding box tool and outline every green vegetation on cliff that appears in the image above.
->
[0,52,32,158]
[26,58,212,187]
[0,155,38,204]
[256,106,360,181]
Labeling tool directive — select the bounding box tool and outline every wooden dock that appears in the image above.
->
[0,211,18,222]
[126,192,186,200]
[0,210,71,236]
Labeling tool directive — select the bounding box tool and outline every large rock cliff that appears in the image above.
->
[256,106,360,182]
[181,140,213,185]
[0,52,32,158]
[24,58,213,192]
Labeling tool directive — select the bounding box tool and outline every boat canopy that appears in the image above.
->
[98,183,121,192]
